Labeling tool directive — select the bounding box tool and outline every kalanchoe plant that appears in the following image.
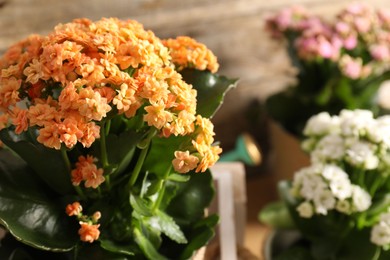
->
[0,18,237,259]
[264,3,390,137]
[260,109,390,260]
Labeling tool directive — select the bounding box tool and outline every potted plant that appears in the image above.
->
[264,3,390,138]
[0,17,237,259]
[260,109,390,259]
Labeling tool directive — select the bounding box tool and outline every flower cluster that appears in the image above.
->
[291,109,390,252]
[371,210,390,248]
[264,3,390,136]
[266,3,390,78]
[0,17,235,259]
[0,17,221,174]
[292,163,371,218]
[66,202,101,243]
[302,109,390,172]
[260,109,390,259]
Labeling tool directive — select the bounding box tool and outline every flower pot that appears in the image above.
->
[262,229,303,260]
[267,119,310,182]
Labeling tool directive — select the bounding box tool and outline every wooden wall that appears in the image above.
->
[2,0,390,151]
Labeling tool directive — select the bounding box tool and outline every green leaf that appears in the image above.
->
[156,210,187,244]
[0,129,74,195]
[166,170,215,226]
[0,150,79,252]
[180,68,238,118]
[0,233,72,259]
[193,214,219,229]
[143,135,187,178]
[265,90,316,137]
[99,238,136,256]
[95,129,147,176]
[167,173,190,183]
[179,219,216,260]
[180,227,215,259]
[129,194,153,217]
[259,201,295,229]
[77,243,132,260]
[133,226,168,260]
[336,228,378,260]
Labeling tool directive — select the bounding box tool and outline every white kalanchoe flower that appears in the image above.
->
[371,211,390,247]
[310,134,345,163]
[371,223,390,246]
[301,138,317,152]
[351,185,372,212]
[291,163,371,218]
[297,201,314,218]
[336,200,351,214]
[345,140,379,170]
[300,175,327,200]
[367,115,390,148]
[321,165,353,201]
[313,189,336,215]
[303,112,340,136]
[339,109,374,137]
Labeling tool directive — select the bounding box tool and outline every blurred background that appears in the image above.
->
[2,0,390,258]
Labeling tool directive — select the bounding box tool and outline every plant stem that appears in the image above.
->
[370,175,383,196]
[372,246,381,260]
[153,165,172,211]
[105,119,111,136]
[61,145,72,173]
[128,128,157,188]
[105,175,111,189]
[100,121,109,168]
[358,170,366,189]
[61,146,87,200]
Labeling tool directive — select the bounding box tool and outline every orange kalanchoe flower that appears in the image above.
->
[162,36,219,73]
[0,17,222,173]
[66,202,82,216]
[71,155,105,188]
[78,222,100,243]
[172,151,199,174]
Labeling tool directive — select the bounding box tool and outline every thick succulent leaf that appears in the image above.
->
[0,150,78,251]
[265,90,318,137]
[167,174,190,182]
[180,68,238,118]
[133,225,168,260]
[328,228,377,260]
[0,129,74,195]
[179,214,219,260]
[166,170,214,226]
[156,210,187,244]
[0,233,71,260]
[129,194,153,217]
[143,135,187,178]
[99,238,136,256]
[93,129,147,176]
[179,227,214,260]
[258,201,295,229]
[77,243,132,260]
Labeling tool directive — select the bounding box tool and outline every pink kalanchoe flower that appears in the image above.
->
[318,37,336,59]
[370,44,390,61]
[354,17,372,34]
[378,9,390,26]
[339,55,363,80]
[343,35,358,50]
[346,2,370,16]
[335,21,351,36]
